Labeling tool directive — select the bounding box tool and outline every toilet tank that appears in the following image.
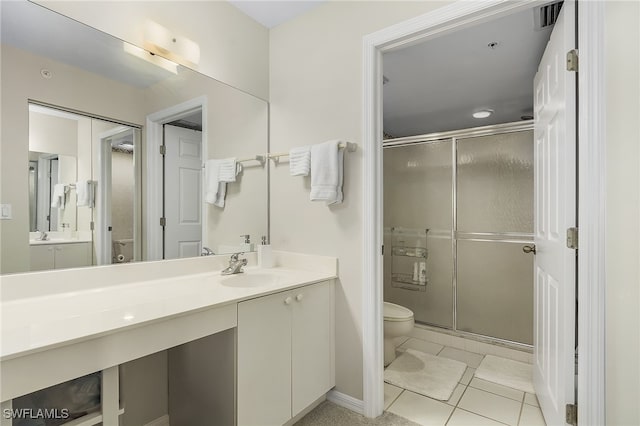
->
[112,239,134,263]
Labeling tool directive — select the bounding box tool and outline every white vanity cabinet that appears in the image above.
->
[29,242,92,271]
[237,280,335,426]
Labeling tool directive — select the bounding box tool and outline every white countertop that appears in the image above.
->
[29,238,92,245]
[0,252,337,361]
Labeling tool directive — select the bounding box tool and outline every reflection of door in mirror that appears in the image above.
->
[27,103,141,272]
[94,121,141,266]
[164,117,203,259]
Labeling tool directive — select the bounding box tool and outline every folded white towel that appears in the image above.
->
[204,158,238,208]
[76,180,94,207]
[310,140,344,205]
[51,184,67,208]
[289,146,311,176]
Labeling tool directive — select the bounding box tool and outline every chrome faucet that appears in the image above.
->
[201,247,215,256]
[37,230,49,241]
[221,252,247,275]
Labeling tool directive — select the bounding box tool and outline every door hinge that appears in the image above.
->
[381,245,384,255]
[566,403,578,426]
[567,49,579,72]
[90,221,94,231]
[160,217,166,227]
[159,145,166,155]
[567,227,578,249]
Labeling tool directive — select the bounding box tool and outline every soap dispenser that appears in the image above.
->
[257,236,273,268]
[239,234,254,252]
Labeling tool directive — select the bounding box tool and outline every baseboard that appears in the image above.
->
[327,390,364,415]
[143,414,170,426]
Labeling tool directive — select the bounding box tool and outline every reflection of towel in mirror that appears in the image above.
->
[204,158,238,208]
[76,181,94,207]
[310,140,344,205]
[51,184,67,208]
[289,146,311,176]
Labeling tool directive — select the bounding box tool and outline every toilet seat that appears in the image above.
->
[384,302,414,322]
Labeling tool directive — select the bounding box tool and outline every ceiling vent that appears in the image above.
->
[535,1,563,30]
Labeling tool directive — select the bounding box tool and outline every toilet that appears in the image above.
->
[383,302,414,366]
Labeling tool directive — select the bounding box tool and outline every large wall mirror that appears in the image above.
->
[0,1,269,274]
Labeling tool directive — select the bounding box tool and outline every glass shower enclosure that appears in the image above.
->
[383,122,534,346]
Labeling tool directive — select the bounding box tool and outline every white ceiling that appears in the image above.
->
[227,1,326,28]
[383,7,553,137]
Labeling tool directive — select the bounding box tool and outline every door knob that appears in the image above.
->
[523,245,537,255]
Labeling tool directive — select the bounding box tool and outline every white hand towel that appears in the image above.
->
[51,184,66,208]
[205,158,238,208]
[76,180,93,207]
[289,146,311,176]
[310,140,344,205]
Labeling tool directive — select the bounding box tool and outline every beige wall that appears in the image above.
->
[35,0,269,100]
[269,0,450,400]
[0,45,146,273]
[605,1,640,425]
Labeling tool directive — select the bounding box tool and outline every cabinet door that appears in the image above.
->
[54,243,91,269]
[29,245,55,271]
[237,291,292,426]
[291,281,334,416]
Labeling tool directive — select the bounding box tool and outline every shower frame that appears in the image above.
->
[383,120,534,349]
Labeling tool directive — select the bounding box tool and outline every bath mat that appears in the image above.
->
[384,349,466,401]
[474,354,535,393]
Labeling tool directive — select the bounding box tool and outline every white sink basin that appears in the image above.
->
[220,272,280,288]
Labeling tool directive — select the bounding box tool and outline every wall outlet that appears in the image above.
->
[0,204,11,220]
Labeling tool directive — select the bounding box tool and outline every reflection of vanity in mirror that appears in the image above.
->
[0,0,269,274]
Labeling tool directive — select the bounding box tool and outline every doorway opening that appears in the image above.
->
[359,0,606,423]
[145,96,207,261]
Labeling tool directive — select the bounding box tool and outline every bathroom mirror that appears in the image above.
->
[0,1,269,274]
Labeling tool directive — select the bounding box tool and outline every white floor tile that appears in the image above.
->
[460,368,476,385]
[523,393,539,407]
[446,383,466,406]
[519,404,546,426]
[446,408,506,426]
[399,338,445,355]
[387,390,454,426]
[439,347,484,368]
[393,336,411,348]
[469,378,524,402]
[384,383,404,410]
[458,387,521,426]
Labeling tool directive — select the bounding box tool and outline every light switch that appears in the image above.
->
[1,204,12,219]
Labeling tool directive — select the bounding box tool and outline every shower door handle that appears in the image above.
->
[522,245,537,255]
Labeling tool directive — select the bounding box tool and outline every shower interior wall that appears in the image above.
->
[383,123,534,346]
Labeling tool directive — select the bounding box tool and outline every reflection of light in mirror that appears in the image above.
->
[143,21,200,68]
[123,42,178,74]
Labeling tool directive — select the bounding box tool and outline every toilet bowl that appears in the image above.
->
[383,302,414,366]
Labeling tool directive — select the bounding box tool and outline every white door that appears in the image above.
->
[164,125,203,259]
[532,2,576,425]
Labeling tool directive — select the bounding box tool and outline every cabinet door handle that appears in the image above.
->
[55,247,62,251]
[296,294,304,302]
[284,296,293,305]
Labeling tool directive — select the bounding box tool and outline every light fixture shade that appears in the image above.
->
[143,21,201,68]
[473,109,494,119]
[123,42,178,74]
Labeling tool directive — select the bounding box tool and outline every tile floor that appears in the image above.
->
[384,337,546,426]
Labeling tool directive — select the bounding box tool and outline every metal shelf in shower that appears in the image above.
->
[390,227,429,291]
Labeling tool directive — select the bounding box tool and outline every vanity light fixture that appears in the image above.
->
[123,42,178,74]
[472,109,494,119]
[143,21,201,68]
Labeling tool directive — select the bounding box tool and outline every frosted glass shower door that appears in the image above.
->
[383,140,453,328]
[456,131,534,344]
